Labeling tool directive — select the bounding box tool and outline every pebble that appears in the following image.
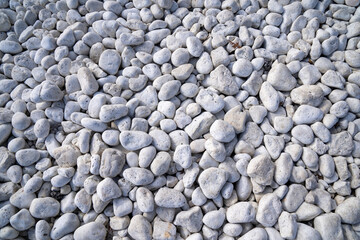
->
[29,197,60,218]
[9,209,35,231]
[77,67,99,96]
[128,215,152,240]
[119,131,153,151]
[256,193,282,227]
[259,82,280,112]
[96,177,121,202]
[335,197,360,224]
[209,120,236,143]
[174,206,203,233]
[247,154,275,186]
[123,167,154,186]
[207,65,239,95]
[198,167,228,199]
[226,202,256,223]
[267,63,297,91]
[154,187,186,208]
[98,49,121,75]
[314,213,344,240]
[73,222,106,240]
[290,85,324,107]
[50,213,80,239]
[293,105,324,124]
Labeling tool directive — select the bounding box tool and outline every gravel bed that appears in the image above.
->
[0,0,360,239]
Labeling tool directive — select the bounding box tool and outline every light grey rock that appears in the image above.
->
[282,184,308,212]
[207,65,239,95]
[113,197,133,217]
[136,187,154,213]
[0,40,22,54]
[249,106,267,124]
[247,154,275,186]
[314,213,344,240]
[50,213,80,239]
[0,204,17,228]
[239,122,264,148]
[198,167,228,199]
[171,64,193,81]
[99,104,128,123]
[345,50,360,68]
[185,112,216,140]
[226,202,256,223]
[298,65,322,85]
[174,206,203,233]
[256,193,282,227]
[232,59,253,79]
[153,219,176,240]
[203,209,225,229]
[210,120,236,143]
[123,167,154,186]
[158,80,181,101]
[100,148,125,178]
[205,138,226,163]
[77,67,99,95]
[29,197,60,218]
[274,153,293,185]
[239,227,268,240]
[9,209,35,231]
[321,70,345,89]
[274,116,293,133]
[296,202,323,221]
[264,135,285,159]
[196,52,213,74]
[155,187,186,208]
[296,223,322,240]
[328,132,354,156]
[293,105,324,125]
[264,36,292,54]
[291,124,314,145]
[96,177,121,202]
[120,131,153,151]
[290,85,324,107]
[335,197,360,224]
[15,148,40,167]
[98,49,121,75]
[267,63,296,91]
[73,222,106,240]
[260,81,280,112]
[224,106,247,133]
[173,144,192,169]
[196,88,225,113]
[35,220,51,240]
[128,215,152,240]
[186,36,203,57]
[278,211,297,239]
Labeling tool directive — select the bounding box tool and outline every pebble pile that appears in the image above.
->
[0,0,360,239]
